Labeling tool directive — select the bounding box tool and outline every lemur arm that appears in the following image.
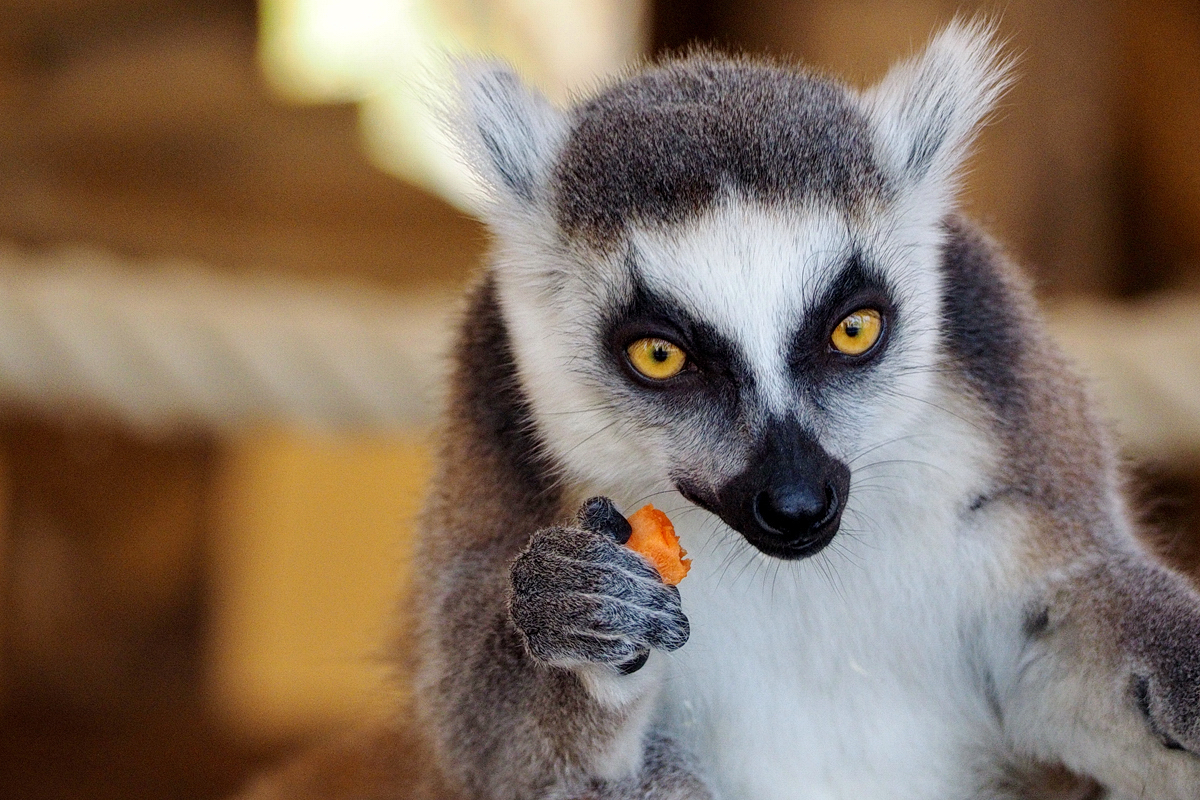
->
[410,280,709,800]
[413,510,705,800]
[1001,552,1200,800]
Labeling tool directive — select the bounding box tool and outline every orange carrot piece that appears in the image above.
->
[625,505,690,585]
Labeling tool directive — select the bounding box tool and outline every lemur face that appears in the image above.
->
[494,196,945,559]
[586,202,943,559]
[458,29,1008,558]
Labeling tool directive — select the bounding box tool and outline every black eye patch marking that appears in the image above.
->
[602,269,751,398]
[787,252,897,381]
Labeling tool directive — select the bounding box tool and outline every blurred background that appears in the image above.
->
[0,1,1196,798]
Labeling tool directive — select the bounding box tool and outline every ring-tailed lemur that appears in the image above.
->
[243,19,1200,800]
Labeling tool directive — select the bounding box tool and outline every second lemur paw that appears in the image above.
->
[1132,664,1200,756]
[509,497,690,672]
[1127,581,1200,757]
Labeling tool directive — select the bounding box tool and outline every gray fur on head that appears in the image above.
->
[455,17,1011,239]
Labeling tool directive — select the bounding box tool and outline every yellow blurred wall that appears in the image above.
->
[208,427,432,736]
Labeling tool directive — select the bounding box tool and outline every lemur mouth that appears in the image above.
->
[742,511,842,559]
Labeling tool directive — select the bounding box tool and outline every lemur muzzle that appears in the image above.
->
[701,418,851,559]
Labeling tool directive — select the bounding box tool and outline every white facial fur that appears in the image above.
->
[630,199,947,451]
[664,402,1010,799]
[490,194,951,495]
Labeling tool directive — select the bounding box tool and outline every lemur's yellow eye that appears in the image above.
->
[831,309,883,356]
[626,338,687,380]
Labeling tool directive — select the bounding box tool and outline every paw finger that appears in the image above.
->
[644,610,690,652]
[578,496,633,544]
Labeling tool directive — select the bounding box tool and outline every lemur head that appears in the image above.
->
[454,20,1010,559]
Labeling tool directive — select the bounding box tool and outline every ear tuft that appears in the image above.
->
[452,61,568,208]
[865,17,1014,188]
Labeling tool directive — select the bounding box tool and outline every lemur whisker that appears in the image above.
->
[878,389,987,433]
[854,458,954,479]
[560,419,624,460]
[846,432,941,466]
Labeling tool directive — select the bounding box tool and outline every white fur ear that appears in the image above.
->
[864,18,1013,190]
[453,61,568,208]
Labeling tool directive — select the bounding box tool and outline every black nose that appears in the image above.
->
[753,481,841,549]
[690,416,851,560]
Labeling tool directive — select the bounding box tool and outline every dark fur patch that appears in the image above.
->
[938,218,1027,418]
[1023,606,1051,639]
[605,269,750,388]
[415,278,654,796]
[1118,562,1200,755]
[555,53,889,243]
[601,268,749,433]
[787,252,897,387]
[447,276,562,515]
[937,217,1113,528]
[1133,675,1187,751]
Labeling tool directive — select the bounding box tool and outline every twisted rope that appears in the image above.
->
[0,244,457,431]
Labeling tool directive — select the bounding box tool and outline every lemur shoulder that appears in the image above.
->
[242,20,1200,800]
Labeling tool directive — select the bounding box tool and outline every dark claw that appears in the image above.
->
[617,648,651,675]
[579,496,633,545]
[1133,674,1188,752]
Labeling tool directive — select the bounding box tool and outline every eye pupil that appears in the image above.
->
[652,346,669,362]
[844,321,862,337]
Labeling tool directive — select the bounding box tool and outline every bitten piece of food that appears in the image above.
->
[625,505,690,585]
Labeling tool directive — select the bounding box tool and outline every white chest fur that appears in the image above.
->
[659,455,1010,800]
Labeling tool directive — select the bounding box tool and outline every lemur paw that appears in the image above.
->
[509,497,690,672]
[1129,597,1200,756]
[1132,665,1200,756]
